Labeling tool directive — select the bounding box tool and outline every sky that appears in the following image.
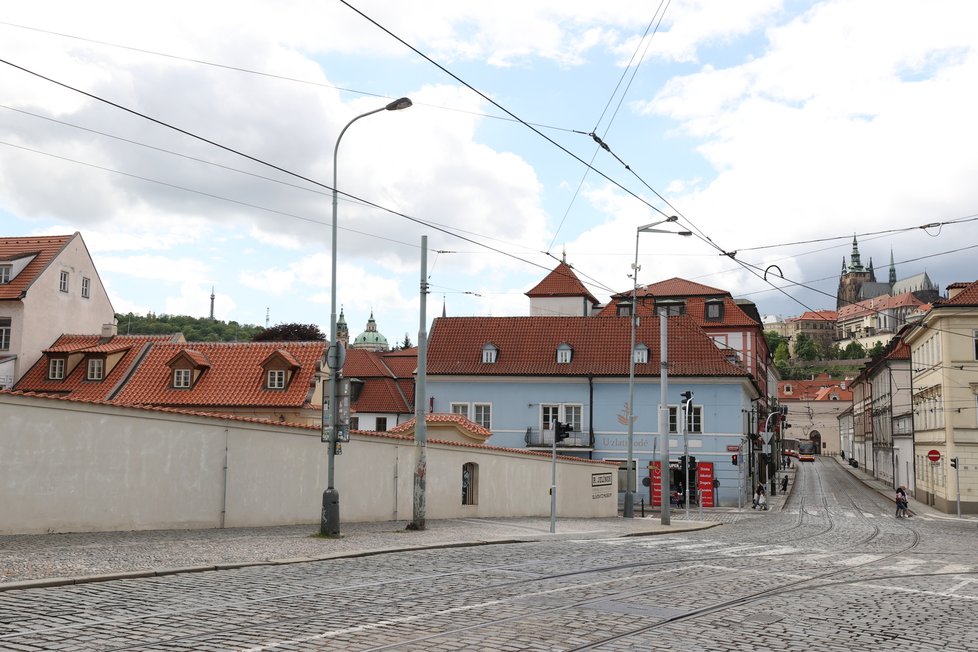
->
[2,0,977,345]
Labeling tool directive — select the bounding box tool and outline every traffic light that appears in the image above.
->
[732,454,738,466]
[554,420,573,441]
[951,457,959,469]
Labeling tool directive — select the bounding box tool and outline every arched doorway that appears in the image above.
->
[810,430,822,455]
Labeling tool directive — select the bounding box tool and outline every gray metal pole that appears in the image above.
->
[659,311,670,525]
[411,235,429,530]
[955,458,961,517]
[551,425,557,533]
[322,99,411,537]
[682,400,689,519]
[624,229,640,518]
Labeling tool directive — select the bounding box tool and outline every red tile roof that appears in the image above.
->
[112,341,325,408]
[340,348,413,414]
[389,412,492,437]
[525,262,599,305]
[939,280,978,305]
[778,378,852,401]
[597,290,759,328]
[791,310,838,322]
[0,234,74,300]
[427,315,751,378]
[838,293,923,319]
[14,334,174,401]
[643,277,728,297]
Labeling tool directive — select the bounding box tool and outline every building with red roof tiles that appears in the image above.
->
[902,280,978,513]
[0,233,114,387]
[14,331,182,401]
[784,310,838,357]
[111,340,326,424]
[836,292,923,351]
[777,373,851,457]
[525,261,600,316]
[425,313,760,507]
[343,347,414,432]
[596,276,773,401]
[843,334,913,489]
[388,412,492,445]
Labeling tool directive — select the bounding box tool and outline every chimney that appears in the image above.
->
[101,322,118,339]
[947,282,969,300]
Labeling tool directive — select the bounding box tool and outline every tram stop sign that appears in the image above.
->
[927,449,941,463]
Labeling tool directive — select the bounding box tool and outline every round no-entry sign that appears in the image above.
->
[927,449,941,463]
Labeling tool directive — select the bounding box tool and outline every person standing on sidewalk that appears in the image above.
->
[781,475,788,493]
[895,486,909,518]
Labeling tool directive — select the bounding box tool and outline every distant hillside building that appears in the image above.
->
[837,236,940,309]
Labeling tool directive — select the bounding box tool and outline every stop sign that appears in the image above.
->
[927,449,941,463]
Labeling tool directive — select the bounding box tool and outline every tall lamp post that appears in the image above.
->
[322,97,412,537]
[624,216,691,518]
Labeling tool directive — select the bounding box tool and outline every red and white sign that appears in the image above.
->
[927,449,941,463]
[697,462,715,508]
[650,461,662,507]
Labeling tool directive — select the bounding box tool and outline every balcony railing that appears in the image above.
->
[524,427,589,448]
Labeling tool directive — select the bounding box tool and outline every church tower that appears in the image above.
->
[836,235,876,309]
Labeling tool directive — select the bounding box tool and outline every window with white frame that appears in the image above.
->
[564,404,582,431]
[451,403,469,417]
[173,368,192,388]
[49,358,65,380]
[482,343,497,364]
[267,369,286,389]
[705,300,723,320]
[973,330,978,360]
[0,265,10,284]
[81,277,91,299]
[473,403,491,429]
[87,358,104,381]
[59,270,69,293]
[669,404,702,433]
[542,404,559,431]
[556,343,573,364]
[633,343,648,364]
[0,317,10,350]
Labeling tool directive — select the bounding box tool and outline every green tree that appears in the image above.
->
[842,341,866,359]
[116,313,262,342]
[794,333,818,361]
[774,341,790,365]
[868,341,886,359]
[252,322,326,342]
[392,333,413,350]
[764,330,787,354]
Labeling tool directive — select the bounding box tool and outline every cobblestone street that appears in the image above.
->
[2,457,976,651]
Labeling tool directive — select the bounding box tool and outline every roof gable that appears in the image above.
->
[0,234,75,300]
[643,277,729,298]
[525,262,599,305]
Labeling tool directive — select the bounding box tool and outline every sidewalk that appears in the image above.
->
[0,516,719,591]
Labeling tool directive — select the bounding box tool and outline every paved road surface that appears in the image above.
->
[2,457,975,651]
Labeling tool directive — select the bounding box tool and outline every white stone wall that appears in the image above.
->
[0,393,617,534]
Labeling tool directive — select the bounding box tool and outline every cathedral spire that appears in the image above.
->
[849,235,863,271]
[889,249,897,285]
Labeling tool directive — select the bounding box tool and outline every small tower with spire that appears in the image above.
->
[836,235,876,309]
[209,286,215,320]
[336,306,349,346]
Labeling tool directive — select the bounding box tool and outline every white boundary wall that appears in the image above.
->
[0,393,616,534]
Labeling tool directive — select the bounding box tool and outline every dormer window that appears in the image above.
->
[48,358,65,380]
[705,299,724,321]
[656,300,685,316]
[260,349,300,391]
[617,300,633,317]
[482,343,498,364]
[173,368,192,388]
[0,265,10,284]
[556,343,573,364]
[633,343,649,364]
[87,358,104,381]
[267,369,286,389]
[166,349,210,389]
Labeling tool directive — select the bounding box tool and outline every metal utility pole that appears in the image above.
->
[659,311,671,526]
[411,235,429,530]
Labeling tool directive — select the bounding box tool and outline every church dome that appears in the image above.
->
[352,311,389,352]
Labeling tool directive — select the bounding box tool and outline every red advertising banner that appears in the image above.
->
[697,462,715,507]
[650,461,662,507]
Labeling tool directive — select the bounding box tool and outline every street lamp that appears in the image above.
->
[322,96,412,537]
[623,216,692,519]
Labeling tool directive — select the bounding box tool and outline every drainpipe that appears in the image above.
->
[588,375,595,456]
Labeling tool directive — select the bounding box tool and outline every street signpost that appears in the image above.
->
[927,449,941,463]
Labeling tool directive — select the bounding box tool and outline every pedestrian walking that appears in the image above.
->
[895,486,909,518]
[780,475,788,493]
[753,484,767,510]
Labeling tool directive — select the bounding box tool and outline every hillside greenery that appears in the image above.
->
[115,313,264,342]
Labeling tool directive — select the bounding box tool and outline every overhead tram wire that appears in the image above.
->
[337,0,675,223]
[0,57,600,287]
[547,0,671,252]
